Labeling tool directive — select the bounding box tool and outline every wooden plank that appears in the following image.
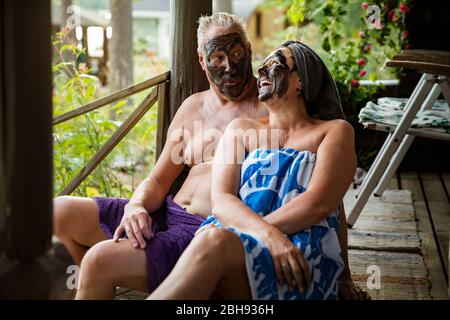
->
[2,0,53,260]
[400,172,449,299]
[115,290,148,300]
[388,177,399,190]
[53,72,169,125]
[420,172,449,277]
[363,122,450,141]
[156,81,170,160]
[348,249,431,300]
[0,0,5,256]
[344,189,417,233]
[437,231,449,272]
[169,0,211,120]
[442,173,450,202]
[59,89,158,196]
[385,60,450,76]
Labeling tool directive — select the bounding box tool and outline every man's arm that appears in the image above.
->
[113,96,197,248]
[264,120,356,234]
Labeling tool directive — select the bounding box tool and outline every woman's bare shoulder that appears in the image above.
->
[226,117,266,131]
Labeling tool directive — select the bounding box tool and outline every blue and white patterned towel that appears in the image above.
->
[201,148,344,300]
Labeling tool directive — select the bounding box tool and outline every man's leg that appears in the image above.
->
[149,227,251,300]
[53,196,108,265]
[337,203,371,300]
[75,239,148,300]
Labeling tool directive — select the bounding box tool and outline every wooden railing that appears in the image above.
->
[54,71,170,196]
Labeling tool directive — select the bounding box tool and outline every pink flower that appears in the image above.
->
[402,31,409,39]
[359,70,367,77]
[399,3,410,13]
[357,58,367,66]
[358,31,365,38]
[351,80,360,87]
[375,20,384,29]
[361,2,369,10]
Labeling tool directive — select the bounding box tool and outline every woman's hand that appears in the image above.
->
[258,226,312,293]
[113,202,153,249]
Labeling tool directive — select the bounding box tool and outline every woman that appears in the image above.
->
[148,41,356,300]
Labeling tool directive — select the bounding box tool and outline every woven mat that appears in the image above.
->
[344,189,432,300]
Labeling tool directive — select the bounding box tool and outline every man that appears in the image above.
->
[54,12,368,300]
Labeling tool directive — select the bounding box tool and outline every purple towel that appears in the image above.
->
[93,195,205,292]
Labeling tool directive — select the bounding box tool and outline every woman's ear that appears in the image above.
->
[247,41,253,57]
[297,81,303,95]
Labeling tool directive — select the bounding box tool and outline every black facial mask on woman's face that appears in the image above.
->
[204,33,253,99]
[257,50,291,102]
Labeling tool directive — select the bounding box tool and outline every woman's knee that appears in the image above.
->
[192,228,241,261]
[80,240,118,279]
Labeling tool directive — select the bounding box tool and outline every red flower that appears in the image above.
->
[361,2,369,10]
[351,80,360,87]
[359,70,367,77]
[357,59,367,66]
[388,10,398,22]
[399,3,410,13]
[366,44,373,52]
[402,31,409,39]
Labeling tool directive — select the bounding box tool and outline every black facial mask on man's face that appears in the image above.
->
[257,49,291,102]
[204,33,253,100]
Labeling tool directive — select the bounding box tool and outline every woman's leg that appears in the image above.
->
[149,227,252,300]
[75,239,148,300]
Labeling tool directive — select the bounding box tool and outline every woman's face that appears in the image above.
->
[257,47,299,103]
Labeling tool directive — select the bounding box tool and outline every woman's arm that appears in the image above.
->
[264,120,356,235]
[211,119,275,237]
[210,119,312,291]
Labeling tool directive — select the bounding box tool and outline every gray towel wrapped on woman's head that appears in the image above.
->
[282,41,344,121]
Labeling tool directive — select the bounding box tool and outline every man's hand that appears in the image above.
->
[113,203,153,249]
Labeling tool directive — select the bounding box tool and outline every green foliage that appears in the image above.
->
[52,27,163,198]
[264,0,411,169]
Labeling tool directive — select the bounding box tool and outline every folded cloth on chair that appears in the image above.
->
[358,97,450,133]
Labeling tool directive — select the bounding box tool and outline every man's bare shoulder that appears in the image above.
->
[177,90,209,115]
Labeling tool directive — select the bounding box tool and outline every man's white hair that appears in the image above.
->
[197,12,248,54]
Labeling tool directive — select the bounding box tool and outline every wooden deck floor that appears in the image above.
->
[115,171,450,300]
[395,171,449,299]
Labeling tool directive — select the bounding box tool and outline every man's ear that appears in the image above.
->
[198,51,206,71]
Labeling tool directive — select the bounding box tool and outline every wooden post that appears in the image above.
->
[0,0,72,300]
[0,0,5,256]
[1,0,53,261]
[169,0,212,120]
[156,81,170,159]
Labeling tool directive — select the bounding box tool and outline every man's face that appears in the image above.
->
[202,29,253,100]
[257,47,296,102]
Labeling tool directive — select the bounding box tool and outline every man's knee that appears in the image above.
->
[53,196,76,237]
